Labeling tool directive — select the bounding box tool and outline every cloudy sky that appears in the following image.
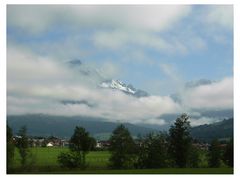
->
[7,5,233,127]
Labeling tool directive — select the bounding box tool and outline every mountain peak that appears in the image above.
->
[65,59,149,98]
[99,79,148,97]
[100,79,136,94]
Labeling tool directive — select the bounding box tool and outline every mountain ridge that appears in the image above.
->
[190,118,233,142]
[7,114,233,141]
[7,114,155,140]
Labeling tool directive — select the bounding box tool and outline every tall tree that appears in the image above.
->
[16,126,29,168]
[137,132,169,169]
[223,138,233,167]
[109,124,136,169]
[208,139,221,167]
[7,125,15,171]
[69,126,94,167]
[168,113,192,167]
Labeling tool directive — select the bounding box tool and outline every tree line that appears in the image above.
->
[107,114,233,169]
[7,113,233,172]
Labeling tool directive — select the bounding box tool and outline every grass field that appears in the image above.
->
[13,147,110,169]
[11,147,233,174]
[46,168,233,174]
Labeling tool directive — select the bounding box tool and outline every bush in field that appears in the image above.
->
[208,139,221,167]
[58,126,95,169]
[58,152,82,168]
[168,114,192,168]
[109,124,137,169]
[137,133,169,169]
[7,125,15,172]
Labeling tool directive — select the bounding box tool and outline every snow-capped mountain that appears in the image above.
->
[100,79,148,97]
[100,79,136,94]
[67,59,148,98]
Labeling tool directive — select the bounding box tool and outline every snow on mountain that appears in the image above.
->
[100,79,149,97]
[100,79,136,94]
[67,59,148,97]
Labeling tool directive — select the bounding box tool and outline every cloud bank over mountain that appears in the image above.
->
[7,46,233,126]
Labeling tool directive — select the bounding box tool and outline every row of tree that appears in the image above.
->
[55,114,233,169]
[108,114,233,169]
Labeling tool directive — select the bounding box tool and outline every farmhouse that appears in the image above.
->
[46,142,54,147]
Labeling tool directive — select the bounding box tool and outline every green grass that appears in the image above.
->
[52,168,233,174]
[13,147,110,169]
[11,147,233,174]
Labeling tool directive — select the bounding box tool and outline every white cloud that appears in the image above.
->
[155,63,185,95]
[93,30,129,50]
[7,46,182,124]
[159,63,181,83]
[193,5,233,46]
[7,5,233,127]
[92,24,209,56]
[7,47,72,81]
[31,35,90,61]
[190,117,220,126]
[181,77,233,110]
[93,30,185,53]
[98,61,120,79]
[8,85,181,124]
[93,29,207,54]
[119,50,156,66]
[7,5,195,54]
[7,5,191,34]
[204,5,233,30]
[8,5,216,60]
[7,46,233,126]
[140,118,166,126]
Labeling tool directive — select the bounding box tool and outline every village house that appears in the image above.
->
[96,140,110,149]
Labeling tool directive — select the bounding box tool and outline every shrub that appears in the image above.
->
[57,152,82,168]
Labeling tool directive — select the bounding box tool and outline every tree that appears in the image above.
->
[168,113,192,167]
[7,125,15,171]
[223,138,233,167]
[109,124,136,169]
[15,126,29,168]
[187,145,201,168]
[208,139,221,167]
[69,126,94,166]
[137,132,169,169]
[58,126,94,169]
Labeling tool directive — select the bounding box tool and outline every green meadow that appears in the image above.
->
[13,147,110,169]
[10,147,233,174]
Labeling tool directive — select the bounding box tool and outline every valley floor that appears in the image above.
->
[9,147,233,174]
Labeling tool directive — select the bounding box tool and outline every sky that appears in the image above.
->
[7,5,233,127]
